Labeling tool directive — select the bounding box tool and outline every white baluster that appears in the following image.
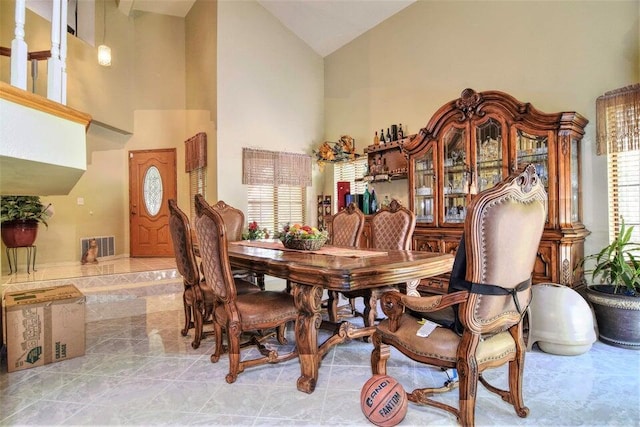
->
[47,0,63,103]
[10,0,28,89]
[60,0,67,104]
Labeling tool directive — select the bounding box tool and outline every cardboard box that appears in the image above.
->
[4,284,85,373]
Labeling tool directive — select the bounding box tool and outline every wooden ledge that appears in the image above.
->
[0,81,92,130]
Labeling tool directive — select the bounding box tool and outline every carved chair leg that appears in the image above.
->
[371,333,390,375]
[276,323,288,345]
[226,323,242,384]
[181,293,191,336]
[327,291,340,322]
[362,290,379,328]
[510,323,530,418]
[457,342,479,427]
[211,320,224,363]
[256,273,266,291]
[191,301,204,349]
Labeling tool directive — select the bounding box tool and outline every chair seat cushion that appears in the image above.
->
[235,278,261,295]
[216,291,297,330]
[377,314,516,364]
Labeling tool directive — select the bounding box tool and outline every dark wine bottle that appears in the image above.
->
[398,123,404,139]
[380,129,386,144]
[370,188,378,213]
[386,128,392,143]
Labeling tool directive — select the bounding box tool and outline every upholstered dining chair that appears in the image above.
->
[211,200,265,290]
[193,194,298,383]
[328,202,366,246]
[325,202,366,321]
[168,199,260,349]
[168,198,214,349]
[332,199,416,327]
[371,165,547,427]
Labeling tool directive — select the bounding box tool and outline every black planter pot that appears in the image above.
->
[586,285,640,350]
[1,219,39,247]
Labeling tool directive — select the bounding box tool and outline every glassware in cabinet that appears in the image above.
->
[475,118,504,193]
[442,126,468,224]
[414,143,435,223]
[516,129,549,191]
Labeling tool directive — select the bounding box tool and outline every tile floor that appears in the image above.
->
[1,258,639,426]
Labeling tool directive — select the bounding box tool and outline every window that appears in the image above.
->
[608,150,640,242]
[185,133,207,222]
[333,158,368,207]
[243,149,311,234]
[598,84,640,243]
[189,167,206,224]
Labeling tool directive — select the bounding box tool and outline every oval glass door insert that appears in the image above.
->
[143,166,163,216]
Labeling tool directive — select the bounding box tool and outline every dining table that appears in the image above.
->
[226,239,454,394]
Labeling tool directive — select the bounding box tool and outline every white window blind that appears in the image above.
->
[243,149,309,234]
[608,149,640,242]
[189,167,206,224]
[333,158,368,203]
[185,133,207,223]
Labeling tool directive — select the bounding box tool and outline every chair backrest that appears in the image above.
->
[211,200,245,241]
[370,199,416,250]
[168,199,200,287]
[328,202,365,247]
[461,164,547,334]
[194,194,237,303]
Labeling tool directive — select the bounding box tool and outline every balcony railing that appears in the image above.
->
[4,0,67,104]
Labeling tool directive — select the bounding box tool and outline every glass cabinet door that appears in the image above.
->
[570,137,580,223]
[475,118,504,192]
[414,144,435,223]
[516,129,549,193]
[443,126,468,224]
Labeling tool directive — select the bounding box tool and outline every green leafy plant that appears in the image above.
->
[0,195,50,227]
[578,219,640,295]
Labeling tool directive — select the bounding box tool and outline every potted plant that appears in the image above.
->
[578,219,640,349]
[0,195,51,247]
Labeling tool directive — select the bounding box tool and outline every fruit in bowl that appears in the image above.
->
[278,223,328,250]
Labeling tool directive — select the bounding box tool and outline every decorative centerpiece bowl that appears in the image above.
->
[279,223,328,251]
[282,236,327,251]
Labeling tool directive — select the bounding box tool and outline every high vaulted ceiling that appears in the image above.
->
[256,0,416,57]
[120,0,416,57]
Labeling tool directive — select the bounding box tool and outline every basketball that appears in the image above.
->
[360,375,408,427]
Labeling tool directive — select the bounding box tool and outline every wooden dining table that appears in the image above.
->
[226,240,454,394]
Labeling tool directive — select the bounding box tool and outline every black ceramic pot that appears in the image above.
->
[586,285,640,350]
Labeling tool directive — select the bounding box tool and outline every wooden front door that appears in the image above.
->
[129,149,177,257]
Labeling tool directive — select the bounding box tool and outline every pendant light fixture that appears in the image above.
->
[98,0,111,66]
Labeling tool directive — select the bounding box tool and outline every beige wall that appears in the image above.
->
[324,0,639,256]
[217,0,324,221]
[1,2,198,268]
[186,0,218,204]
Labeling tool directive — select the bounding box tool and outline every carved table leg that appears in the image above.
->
[406,279,420,297]
[293,283,323,394]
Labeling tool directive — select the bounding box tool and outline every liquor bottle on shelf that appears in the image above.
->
[380,129,386,144]
[386,128,392,143]
[374,131,380,146]
[363,186,371,215]
[370,188,378,213]
[398,124,404,139]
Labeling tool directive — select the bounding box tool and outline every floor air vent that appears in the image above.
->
[80,236,115,258]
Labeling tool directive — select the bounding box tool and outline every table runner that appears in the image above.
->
[230,239,387,258]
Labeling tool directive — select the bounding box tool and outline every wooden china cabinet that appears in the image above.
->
[404,88,589,293]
